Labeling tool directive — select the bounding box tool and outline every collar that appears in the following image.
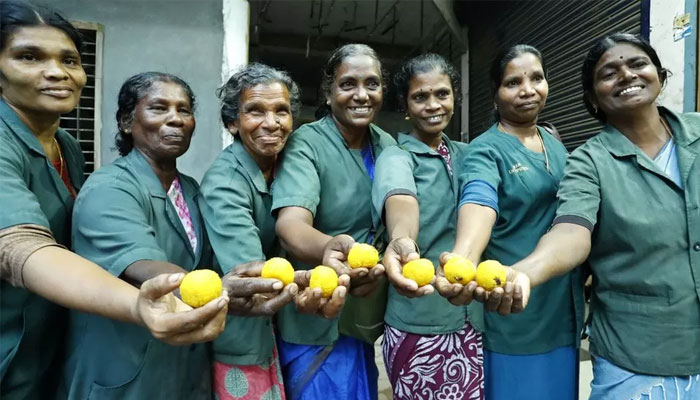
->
[599,106,699,157]
[320,114,385,151]
[397,132,451,155]
[123,149,172,198]
[1,99,54,156]
[230,138,269,194]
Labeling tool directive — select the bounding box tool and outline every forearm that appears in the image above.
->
[23,246,141,324]
[276,218,332,266]
[512,222,591,287]
[385,195,419,241]
[451,204,496,264]
[123,260,187,287]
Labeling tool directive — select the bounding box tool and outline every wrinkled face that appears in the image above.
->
[327,55,383,132]
[0,26,86,118]
[591,43,661,118]
[128,81,195,161]
[406,69,454,137]
[495,52,548,124]
[230,82,293,159]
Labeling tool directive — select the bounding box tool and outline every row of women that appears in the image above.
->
[1,1,698,399]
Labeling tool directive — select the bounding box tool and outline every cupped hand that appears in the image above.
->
[434,252,478,306]
[136,273,229,345]
[383,237,433,298]
[473,267,531,315]
[293,271,349,319]
[322,234,385,297]
[222,260,298,316]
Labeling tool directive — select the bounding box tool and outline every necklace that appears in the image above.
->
[498,123,550,173]
[53,137,64,177]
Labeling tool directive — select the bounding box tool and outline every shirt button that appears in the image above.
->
[694,243,700,252]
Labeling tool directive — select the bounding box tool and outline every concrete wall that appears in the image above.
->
[37,0,224,181]
[650,0,698,112]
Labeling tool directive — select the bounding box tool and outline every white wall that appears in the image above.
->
[649,0,694,112]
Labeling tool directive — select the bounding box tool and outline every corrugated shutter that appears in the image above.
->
[467,0,641,149]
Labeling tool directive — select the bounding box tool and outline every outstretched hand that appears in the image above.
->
[222,261,298,316]
[383,237,433,298]
[136,273,229,345]
[293,269,349,319]
[473,267,530,315]
[322,234,385,297]
[434,252,478,306]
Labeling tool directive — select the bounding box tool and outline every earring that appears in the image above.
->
[326,100,331,106]
[494,104,498,110]
[592,104,598,114]
[404,114,410,121]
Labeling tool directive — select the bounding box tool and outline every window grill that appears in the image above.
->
[60,23,103,179]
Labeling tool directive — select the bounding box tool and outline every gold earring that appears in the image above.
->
[592,104,598,114]
[404,114,410,121]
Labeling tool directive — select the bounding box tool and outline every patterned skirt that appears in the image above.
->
[383,323,484,400]
[213,346,286,400]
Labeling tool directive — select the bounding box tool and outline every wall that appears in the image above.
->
[37,0,224,181]
[650,0,698,112]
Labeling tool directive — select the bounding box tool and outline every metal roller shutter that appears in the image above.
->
[466,0,641,149]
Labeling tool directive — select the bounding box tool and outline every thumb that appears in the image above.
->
[140,273,184,300]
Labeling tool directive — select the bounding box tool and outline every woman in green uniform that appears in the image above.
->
[436,45,583,400]
[499,33,700,399]
[199,63,302,400]
[61,72,226,399]
[0,3,228,399]
[373,53,484,399]
[272,43,396,400]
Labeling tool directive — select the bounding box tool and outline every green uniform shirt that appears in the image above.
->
[372,133,484,334]
[554,108,700,376]
[271,115,396,345]
[199,138,281,366]
[62,149,212,399]
[0,100,85,399]
[462,124,584,354]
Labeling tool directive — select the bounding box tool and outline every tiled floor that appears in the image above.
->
[374,337,594,400]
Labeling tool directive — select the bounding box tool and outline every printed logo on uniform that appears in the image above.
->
[508,162,529,174]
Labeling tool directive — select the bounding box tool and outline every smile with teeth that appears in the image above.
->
[425,114,446,123]
[350,106,370,113]
[618,86,643,96]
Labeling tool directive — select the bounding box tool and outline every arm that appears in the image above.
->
[123,260,186,287]
[22,244,229,345]
[435,203,497,305]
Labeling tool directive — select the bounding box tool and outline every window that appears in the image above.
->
[60,22,103,179]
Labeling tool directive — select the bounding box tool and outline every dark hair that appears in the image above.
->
[0,0,83,53]
[581,32,668,122]
[490,44,547,120]
[394,53,461,112]
[115,72,196,156]
[218,62,301,129]
[316,43,387,118]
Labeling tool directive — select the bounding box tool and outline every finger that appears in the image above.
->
[321,285,347,319]
[498,282,514,315]
[149,294,228,339]
[486,287,504,312]
[473,286,488,303]
[231,260,266,277]
[415,284,434,297]
[325,251,351,275]
[294,270,312,288]
[435,277,460,297]
[347,267,369,280]
[295,287,322,314]
[385,261,418,292]
[370,264,385,278]
[338,274,351,288]
[163,306,228,345]
[140,273,184,300]
[225,277,283,296]
[511,283,525,313]
[438,252,454,267]
[259,284,299,315]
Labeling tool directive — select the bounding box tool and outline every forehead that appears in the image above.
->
[503,53,543,76]
[409,69,451,90]
[3,25,78,54]
[596,43,648,69]
[240,82,290,103]
[140,80,190,103]
[335,55,381,78]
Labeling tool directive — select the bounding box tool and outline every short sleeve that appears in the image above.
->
[460,141,502,192]
[553,146,601,231]
[72,182,167,277]
[0,139,50,230]
[371,146,416,226]
[271,131,321,216]
[199,167,265,274]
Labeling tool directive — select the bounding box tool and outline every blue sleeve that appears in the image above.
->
[459,179,499,214]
